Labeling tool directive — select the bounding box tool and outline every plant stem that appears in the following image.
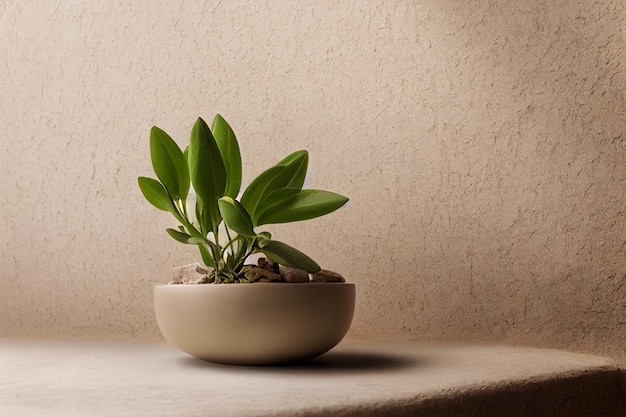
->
[181,198,188,219]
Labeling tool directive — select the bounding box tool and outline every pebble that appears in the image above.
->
[258,257,278,272]
[241,265,282,282]
[171,263,210,284]
[310,269,345,283]
[279,266,310,283]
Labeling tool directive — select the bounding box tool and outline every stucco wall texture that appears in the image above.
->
[1,1,625,360]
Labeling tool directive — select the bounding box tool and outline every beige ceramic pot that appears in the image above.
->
[154,282,355,365]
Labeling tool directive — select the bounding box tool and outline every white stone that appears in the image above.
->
[171,263,210,285]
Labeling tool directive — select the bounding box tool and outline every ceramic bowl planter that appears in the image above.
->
[139,114,352,365]
[154,282,355,365]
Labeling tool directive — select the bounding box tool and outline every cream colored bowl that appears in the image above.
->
[154,283,355,365]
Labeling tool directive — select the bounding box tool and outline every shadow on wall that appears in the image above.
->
[354,1,626,359]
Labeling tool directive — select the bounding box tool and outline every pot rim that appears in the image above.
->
[155,282,355,288]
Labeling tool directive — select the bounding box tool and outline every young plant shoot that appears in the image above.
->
[138,115,348,283]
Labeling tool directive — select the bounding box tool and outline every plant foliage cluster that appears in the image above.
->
[138,115,348,283]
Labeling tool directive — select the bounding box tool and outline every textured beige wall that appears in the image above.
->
[1,1,625,359]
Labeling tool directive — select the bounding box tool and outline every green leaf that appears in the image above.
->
[194,194,220,238]
[218,197,255,237]
[255,231,272,247]
[240,165,286,223]
[150,126,189,201]
[166,228,204,245]
[259,240,320,273]
[254,187,299,222]
[197,242,215,268]
[138,177,183,222]
[240,151,310,224]
[256,189,348,225]
[188,117,226,233]
[212,114,242,199]
[277,150,308,189]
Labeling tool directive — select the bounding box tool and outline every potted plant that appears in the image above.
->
[138,114,354,365]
